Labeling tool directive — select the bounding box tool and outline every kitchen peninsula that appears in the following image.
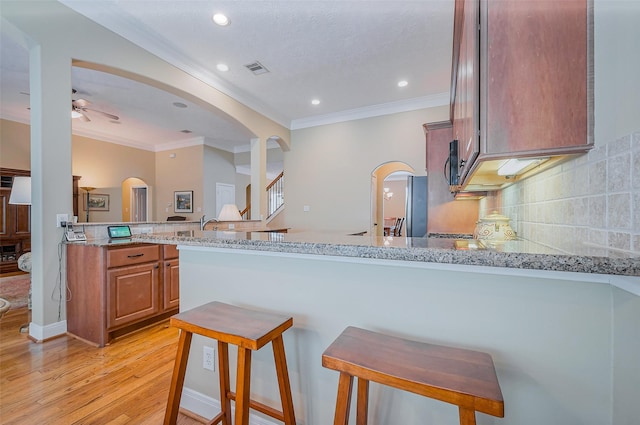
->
[127,230,638,425]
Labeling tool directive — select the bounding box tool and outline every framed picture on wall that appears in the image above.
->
[174,191,193,213]
[87,193,110,211]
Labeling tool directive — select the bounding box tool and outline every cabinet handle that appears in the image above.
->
[127,253,144,258]
[166,263,171,267]
[154,264,159,269]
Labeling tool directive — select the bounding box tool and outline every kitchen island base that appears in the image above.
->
[175,245,636,425]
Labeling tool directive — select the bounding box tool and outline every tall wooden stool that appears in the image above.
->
[322,327,504,425]
[164,301,296,425]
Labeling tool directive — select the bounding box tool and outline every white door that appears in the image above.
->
[131,186,148,222]
[215,183,235,217]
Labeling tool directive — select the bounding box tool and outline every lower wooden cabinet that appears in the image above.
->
[107,262,160,329]
[163,245,180,311]
[66,243,179,347]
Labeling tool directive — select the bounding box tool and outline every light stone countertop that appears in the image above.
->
[105,230,640,277]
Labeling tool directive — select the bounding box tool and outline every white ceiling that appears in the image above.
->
[0,0,453,153]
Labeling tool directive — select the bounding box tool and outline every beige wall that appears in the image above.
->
[155,145,204,221]
[283,106,449,233]
[74,134,156,222]
[0,119,31,170]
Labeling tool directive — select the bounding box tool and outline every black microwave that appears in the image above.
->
[446,139,459,188]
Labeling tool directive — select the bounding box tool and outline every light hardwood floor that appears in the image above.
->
[0,308,207,425]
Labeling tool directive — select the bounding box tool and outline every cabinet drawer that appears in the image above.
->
[163,244,179,260]
[107,245,159,268]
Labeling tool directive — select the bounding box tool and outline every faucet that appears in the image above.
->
[200,215,219,230]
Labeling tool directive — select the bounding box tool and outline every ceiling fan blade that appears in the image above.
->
[73,98,90,108]
[83,107,119,121]
[78,109,91,122]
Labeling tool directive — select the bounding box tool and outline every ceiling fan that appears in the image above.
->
[71,90,119,122]
[71,98,119,122]
[22,89,120,122]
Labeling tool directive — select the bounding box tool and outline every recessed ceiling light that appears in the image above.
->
[173,102,188,108]
[311,99,320,106]
[212,13,230,26]
[216,63,229,72]
[397,80,408,88]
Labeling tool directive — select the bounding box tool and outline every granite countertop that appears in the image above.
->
[115,230,640,277]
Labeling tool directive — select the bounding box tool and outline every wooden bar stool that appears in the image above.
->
[164,301,296,425]
[322,327,504,425]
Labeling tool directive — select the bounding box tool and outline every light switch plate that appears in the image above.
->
[56,213,69,227]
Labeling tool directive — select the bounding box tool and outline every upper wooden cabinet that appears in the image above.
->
[451,0,480,183]
[450,0,593,190]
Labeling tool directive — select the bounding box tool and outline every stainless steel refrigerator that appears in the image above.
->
[405,176,428,237]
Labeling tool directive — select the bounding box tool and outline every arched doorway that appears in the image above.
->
[121,177,150,222]
[370,162,415,236]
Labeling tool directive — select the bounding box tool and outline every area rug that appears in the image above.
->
[0,274,30,310]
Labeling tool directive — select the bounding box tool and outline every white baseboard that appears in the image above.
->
[181,387,278,425]
[29,320,67,342]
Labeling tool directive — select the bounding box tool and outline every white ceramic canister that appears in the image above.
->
[473,211,517,241]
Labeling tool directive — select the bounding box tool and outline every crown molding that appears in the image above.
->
[290,92,450,130]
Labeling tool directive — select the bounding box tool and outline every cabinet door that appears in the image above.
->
[0,189,7,236]
[484,0,588,154]
[107,262,160,329]
[163,259,180,311]
[452,0,480,182]
[12,204,30,236]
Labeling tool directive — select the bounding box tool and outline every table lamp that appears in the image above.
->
[218,204,242,221]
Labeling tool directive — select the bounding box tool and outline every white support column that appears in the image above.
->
[28,44,73,340]
[250,137,267,221]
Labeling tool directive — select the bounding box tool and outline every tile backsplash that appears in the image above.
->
[480,130,640,256]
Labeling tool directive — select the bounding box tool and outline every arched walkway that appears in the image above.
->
[370,162,415,236]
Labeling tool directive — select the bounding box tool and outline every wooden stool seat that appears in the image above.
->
[164,301,296,425]
[322,327,504,425]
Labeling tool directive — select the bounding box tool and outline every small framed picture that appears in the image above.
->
[87,193,109,211]
[174,191,193,213]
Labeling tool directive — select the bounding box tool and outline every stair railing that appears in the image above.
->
[239,171,284,220]
[266,171,284,219]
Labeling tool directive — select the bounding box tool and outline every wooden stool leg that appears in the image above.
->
[217,341,232,425]
[164,330,193,425]
[234,347,252,425]
[459,407,477,425]
[272,335,296,425]
[333,372,354,425]
[356,378,369,425]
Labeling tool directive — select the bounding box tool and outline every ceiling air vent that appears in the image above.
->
[244,61,270,75]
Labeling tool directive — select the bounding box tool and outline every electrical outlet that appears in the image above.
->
[203,346,215,371]
[56,213,69,228]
